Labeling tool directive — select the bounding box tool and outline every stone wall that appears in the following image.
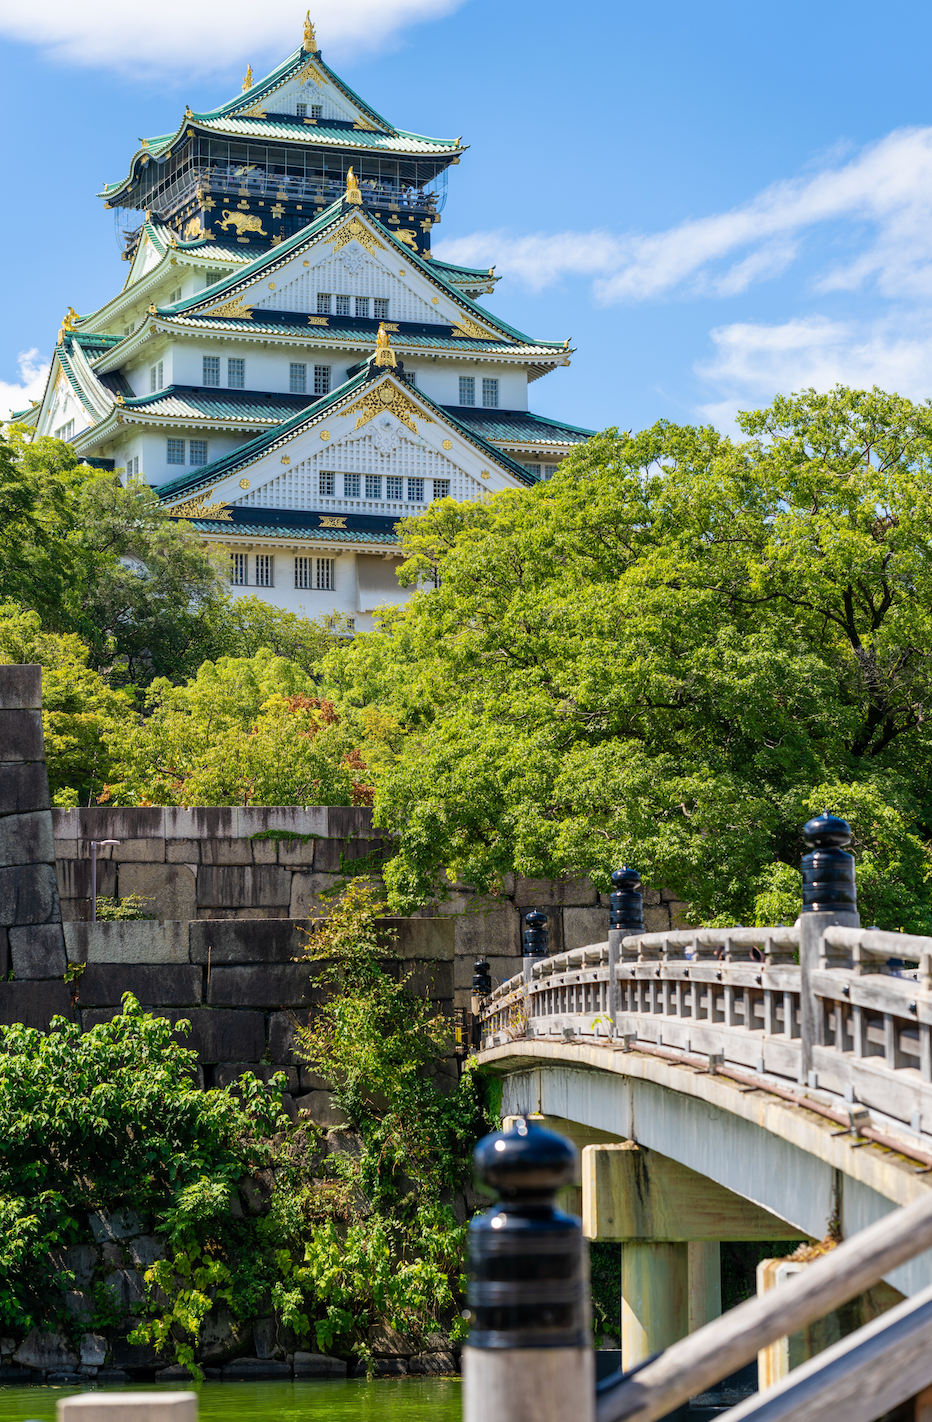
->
[51,807,689,1008]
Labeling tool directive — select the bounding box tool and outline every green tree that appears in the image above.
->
[325,385,932,930]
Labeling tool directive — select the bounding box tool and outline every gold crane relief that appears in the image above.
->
[219,211,268,236]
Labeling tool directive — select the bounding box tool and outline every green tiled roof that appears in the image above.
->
[445,408,594,446]
[155,364,535,506]
[159,311,564,357]
[186,517,398,546]
[121,385,313,423]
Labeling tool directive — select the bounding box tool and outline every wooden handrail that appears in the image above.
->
[596,1190,932,1422]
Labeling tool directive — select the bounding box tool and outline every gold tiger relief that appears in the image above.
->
[219,211,269,236]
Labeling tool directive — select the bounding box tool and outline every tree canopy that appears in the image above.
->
[326,385,932,930]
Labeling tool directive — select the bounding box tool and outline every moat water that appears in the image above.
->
[0,1379,462,1422]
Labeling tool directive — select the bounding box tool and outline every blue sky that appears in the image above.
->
[4,0,932,437]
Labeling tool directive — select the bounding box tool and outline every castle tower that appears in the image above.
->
[22,19,593,630]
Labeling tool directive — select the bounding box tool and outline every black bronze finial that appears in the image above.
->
[472,959,492,996]
[523,908,549,958]
[610,865,644,935]
[467,1120,588,1349]
[801,812,857,915]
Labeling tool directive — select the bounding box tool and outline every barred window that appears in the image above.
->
[203,357,220,386]
[524,463,541,478]
[294,556,311,589]
[482,378,499,408]
[316,557,334,590]
[374,298,389,320]
[205,269,223,287]
[296,102,307,117]
[149,360,163,393]
[189,440,208,466]
[365,474,381,498]
[311,104,322,120]
[255,554,273,587]
[543,464,559,479]
[335,295,351,316]
[167,438,185,464]
[386,475,403,501]
[432,479,450,500]
[314,365,331,395]
[344,473,360,497]
[125,456,139,477]
[230,553,247,585]
[319,470,335,496]
[317,292,332,315]
[290,362,307,394]
[355,296,370,318]
[459,376,475,406]
[55,419,75,441]
[407,478,425,502]
[346,617,355,629]
[228,358,245,389]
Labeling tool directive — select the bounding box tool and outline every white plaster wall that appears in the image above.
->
[136,430,245,485]
[222,548,415,629]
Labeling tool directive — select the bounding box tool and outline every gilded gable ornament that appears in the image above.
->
[303,13,318,52]
[330,216,384,256]
[241,102,268,118]
[338,242,368,275]
[242,64,253,92]
[451,317,495,339]
[168,491,233,520]
[344,378,432,436]
[205,296,255,319]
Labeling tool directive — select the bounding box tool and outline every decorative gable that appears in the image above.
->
[239,58,370,127]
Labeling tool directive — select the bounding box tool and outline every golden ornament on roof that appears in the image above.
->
[373,324,397,369]
[242,64,253,92]
[303,13,317,51]
[345,167,362,205]
[185,105,193,118]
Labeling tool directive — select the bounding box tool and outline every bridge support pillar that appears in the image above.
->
[688,1241,722,1332]
[621,1241,689,1367]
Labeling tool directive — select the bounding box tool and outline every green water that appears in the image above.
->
[0,1380,462,1422]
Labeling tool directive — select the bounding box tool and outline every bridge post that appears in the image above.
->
[621,1241,689,1366]
[463,1118,593,1422]
[608,867,644,1032]
[799,814,860,1083]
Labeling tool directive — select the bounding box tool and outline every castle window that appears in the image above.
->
[365,474,381,498]
[317,293,332,314]
[296,103,307,117]
[150,361,163,393]
[543,464,559,479]
[344,473,361,497]
[126,456,140,477]
[189,440,208,466]
[203,357,220,386]
[228,358,245,389]
[205,269,223,288]
[230,553,247,585]
[295,556,311,588]
[290,362,307,393]
[316,557,334,590]
[54,419,75,441]
[482,378,499,408]
[335,295,351,316]
[355,297,370,318]
[459,376,475,406]
[524,463,541,477]
[314,365,331,395]
[386,476,403,500]
[319,470,335,496]
[167,438,185,464]
[374,298,389,320]
[255,554,273,587]
[311,104,322,120]
[407,478,424,502]
[433,479,450,500]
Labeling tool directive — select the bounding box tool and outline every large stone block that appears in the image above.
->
[452,904,519,961]
[289,872,337,917]
[295,1090,348,1128]
[200,839,255,866]
[13,1328,78,1372]
[237,805,329,838]
[163,806,239,840]
[80,1006,266,1062]
[380,916,454,961]
[49,1244,99,1289]
[0,664,42,710]
[515,876,598,907]
[0,979,72,1028]
[64,919,189,965]
[75,806,166,840]
[401,960,454,999]
[0,761,50,814]
[267,1010,309,1067]
[326,805,375,838]
[643,904,672,933]
[118,863,197,921]
[165,839,202,863]
[207,964,322,1009]
[110,839,166,863]
[9,923,66,979]
[0,809,55,867]
[197,865,291,909]
[0,862,60,926]
[275,837,318,867]
[190,918,310,964]
[215,1062,299,1092]
[564,907,610,953]
[55,855,117,902]
[293,1352,346,1377]
[77,964,202,1007]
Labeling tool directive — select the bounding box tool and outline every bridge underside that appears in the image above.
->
[480,1039,932,1299]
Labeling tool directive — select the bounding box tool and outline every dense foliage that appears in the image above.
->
[323,385,932,929]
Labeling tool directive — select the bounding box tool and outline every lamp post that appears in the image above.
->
[90,840,120,921]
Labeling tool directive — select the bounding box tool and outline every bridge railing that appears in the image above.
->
[477,819,932,1138]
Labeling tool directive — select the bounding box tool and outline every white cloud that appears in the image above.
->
[0,0,464,77]
[0,349,49,422]
[437,127,932,305]
[694,315,932,429]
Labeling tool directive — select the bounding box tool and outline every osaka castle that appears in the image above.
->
[25,16,592,626]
